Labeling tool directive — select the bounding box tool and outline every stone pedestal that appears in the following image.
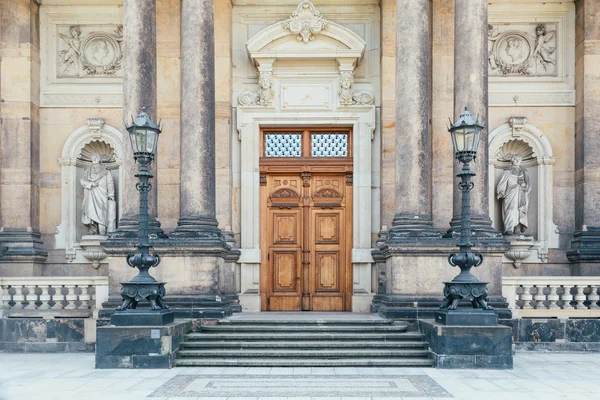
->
[372,239,509,319]
[420,315,513,369]
[505,234,534,268]
[100,239,241,319]
[95,320,191,369]
[80,235,108,269]
[110,309,175,326]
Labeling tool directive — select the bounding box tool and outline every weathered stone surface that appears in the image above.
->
[387,0,439,240]
[109,0,164,241]
[447,0,502,242]
[420,319,513,369]
[0,318,92,353]
[95,320,191,368]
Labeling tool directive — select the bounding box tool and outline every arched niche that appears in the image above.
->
[55,118,124,264]
[239,0,373,109]
[488,117,559,264]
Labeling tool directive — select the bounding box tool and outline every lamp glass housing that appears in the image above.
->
[448,107,484,160]
[126,109,161,160]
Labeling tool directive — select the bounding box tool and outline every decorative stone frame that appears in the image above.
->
[488,118,559,264]
[488,2,575,106]
[55,119,124,263]
[234,1,378,312]
[40,5,123,108]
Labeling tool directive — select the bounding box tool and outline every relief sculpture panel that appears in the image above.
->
[57,25,123,78]
[488,23,557,77]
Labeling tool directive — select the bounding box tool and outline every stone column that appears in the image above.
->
[0,0,47,269]
[110,0,164,240]
[446,0,502,241]
[567,0,600,272]
[387,0,440,242]
[171,0,223,243]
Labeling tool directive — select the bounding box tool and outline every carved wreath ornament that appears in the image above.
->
[58,25,123,78]
[282,1,330,43]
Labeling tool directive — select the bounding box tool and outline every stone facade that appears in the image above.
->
[0,0,598,319]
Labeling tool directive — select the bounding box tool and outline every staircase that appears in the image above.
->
[175,314,433,367]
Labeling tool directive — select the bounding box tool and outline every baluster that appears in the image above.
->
[521,284,533,309]
[587,285,600,309]
[0,285,11,310]
[547,285,560,309]
[78,285,91,310]
[534,285,546,309]
[38,285,51,310]
[50,285,65,310]
[561,285,574,309]
[63,284,77,309]
[24,285,38,310]
[574,285,587,309]
[13,286,25,309]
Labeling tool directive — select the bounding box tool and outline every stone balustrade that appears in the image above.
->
[0,277,108,318]
[503,277,600,318]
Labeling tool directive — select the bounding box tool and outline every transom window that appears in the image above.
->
[262,128,351,158]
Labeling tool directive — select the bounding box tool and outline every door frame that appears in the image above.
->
[259,127,354,311]
[236,108,377,312]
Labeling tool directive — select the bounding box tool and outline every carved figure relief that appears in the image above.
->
[58,25,123,78]
[496,154,531,235]
[339,72,354,106]
[488,23,557,76]
[80,152,117,235]
[259,71,275,106]
[282,1,330,43]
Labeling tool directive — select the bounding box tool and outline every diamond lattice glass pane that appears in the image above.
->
[311,133,348,157]
[265,133,302,157]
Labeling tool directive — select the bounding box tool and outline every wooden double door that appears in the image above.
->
[260,169,353,311]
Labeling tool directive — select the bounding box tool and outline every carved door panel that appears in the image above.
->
[309,175,348,311]
[263,176,303,311]
[261,172,351,311]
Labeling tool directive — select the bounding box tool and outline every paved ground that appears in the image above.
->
[1,352,599,400]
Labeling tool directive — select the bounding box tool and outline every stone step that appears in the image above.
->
[177,348,430,358]
[219,319,394,326]
[179,340,429,349]
[174,357,434,367]
[199,324,408,333]
[184,332,425,341]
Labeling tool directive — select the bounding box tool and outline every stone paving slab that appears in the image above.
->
[1,352,600,400]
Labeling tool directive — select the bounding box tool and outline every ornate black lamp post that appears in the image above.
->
[440,107,493,312]
[111,108,173,325]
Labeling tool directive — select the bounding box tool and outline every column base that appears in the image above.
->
[444,214,505,243]
[108,215,166,241]
[567,227,600,263]
[0,228,47,263]
[171,217,226,246]
[386,214,442,243]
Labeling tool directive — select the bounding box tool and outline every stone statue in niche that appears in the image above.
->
[81,152,116,235]
[496,154,531,235]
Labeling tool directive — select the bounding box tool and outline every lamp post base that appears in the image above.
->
[110,308,175,326]
[117,282,169,311]
[440,281,492,311]
[434,308,497,326]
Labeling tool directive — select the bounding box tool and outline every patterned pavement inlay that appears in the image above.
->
[148,374,453,397]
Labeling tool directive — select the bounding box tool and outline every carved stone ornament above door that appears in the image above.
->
[239,1,373,109]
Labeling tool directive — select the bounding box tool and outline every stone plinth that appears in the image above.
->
[100,239,240,319]
[95,320,191,369]
[372,238,509,319]
[111,309,174,326]
[420,319,513,369]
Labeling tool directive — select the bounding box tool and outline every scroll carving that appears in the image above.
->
[282,1,330,43]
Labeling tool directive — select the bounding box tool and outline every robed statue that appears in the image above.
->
[81,152,116,235]
[496,154,531,235]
